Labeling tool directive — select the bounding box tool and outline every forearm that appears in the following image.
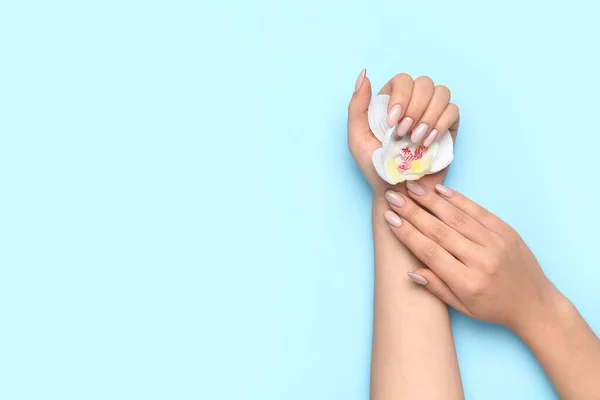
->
[370,194,463,400]
[515,289,600,399]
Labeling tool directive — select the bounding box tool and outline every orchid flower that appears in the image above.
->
[368,94,454,184]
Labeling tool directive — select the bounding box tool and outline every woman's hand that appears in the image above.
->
[382,183,600,399]
[347,70,460,194]
[382,182,560,331]
[351,71,465,399]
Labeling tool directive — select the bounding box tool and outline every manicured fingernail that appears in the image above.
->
[406,181,425,196]
[407,272,428,286]
[396,117,413,137]
[435,184,454,198]
[411,123,429,143]
[386,104,402,126]
[384,210,402,227]
[354,68,366,93]
[385,190,405,207]
[423,129,438,147]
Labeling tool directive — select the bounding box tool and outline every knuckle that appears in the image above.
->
[430,285,445,300]
[392,73,412,85]
[446,103,459,114]
[476,206,490,219]
[496,238,508,252]
[481,254,500,272]
[430,224,449,243]
[408,100,428,113]
[422,243,438,262]
[450,212,468,228]
[415,75,434,87]
[453,194,469,211]
[404,204,421,220]
[467,276,487,297]
[435,84,451,99]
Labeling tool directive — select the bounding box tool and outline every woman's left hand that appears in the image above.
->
[382,182,560,331]
[348,70,459,195]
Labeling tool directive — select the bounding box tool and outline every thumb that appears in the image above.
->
[347,69,372,147]
[407,268,473,317]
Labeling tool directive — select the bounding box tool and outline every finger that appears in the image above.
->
[383,209,469,286]
[407,268,473,317]
[347,69,373,148]
[405,181,491,245]
[424,103,460,146]
[379,73,414,129]
[397,76,435,139]
[432,184,509,234]
[413,85,451,146]
[384,190,480,263]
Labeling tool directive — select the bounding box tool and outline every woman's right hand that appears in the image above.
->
[352,69,600,399]
[381,181,562,332]
[382,182,600,399]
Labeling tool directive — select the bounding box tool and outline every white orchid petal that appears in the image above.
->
[382,126,396,147]
[429,131,454,173]
[369,96,455,184]
[368,95,392,143]
[372,148,395,185]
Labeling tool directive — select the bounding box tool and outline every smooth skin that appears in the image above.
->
[349,69,463,399]
[383,181,600,399]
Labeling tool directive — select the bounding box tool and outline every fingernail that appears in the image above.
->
[406,181,425,196]
[386,104,402,126]
[384,210,402,227]
[407,272,428,286]
[423,129,438,147]
[396,117,413,137]
[411,123,429,143]
[354,68,366,93]
[385,190,405,207]
[435,184,454,198]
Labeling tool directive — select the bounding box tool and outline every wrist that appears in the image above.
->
[372,188,388,202]
[511,283,573,341]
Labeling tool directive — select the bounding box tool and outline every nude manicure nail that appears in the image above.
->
[385,190,405,207]
[407,272,428,286]
[354,68,366,93]
[406,181,425,196]
[396,117,413,137]
[384,210,402,227]
[435,184,454,198]
[386,104,402,126]
[423,129,438,147]
[411,123,429,143]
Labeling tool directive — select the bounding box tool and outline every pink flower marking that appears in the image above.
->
[399,161,411,171]
[397,145,430,174]
[413,145,426,160]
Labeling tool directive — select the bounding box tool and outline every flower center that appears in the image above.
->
[396,145,428,172]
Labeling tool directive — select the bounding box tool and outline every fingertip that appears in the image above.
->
[383,210,403,228]
[423,129,438,147]
[406,181,425,196]
[354,68,366,93]
[348,72,372,120]
[353,69,371,97]
[407,272,428,286]
[434,184,454,198]
[349,72,372,109]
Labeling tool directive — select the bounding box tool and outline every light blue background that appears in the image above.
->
[1,0,599,399]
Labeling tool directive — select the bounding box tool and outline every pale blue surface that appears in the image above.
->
[1,1,599,399]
